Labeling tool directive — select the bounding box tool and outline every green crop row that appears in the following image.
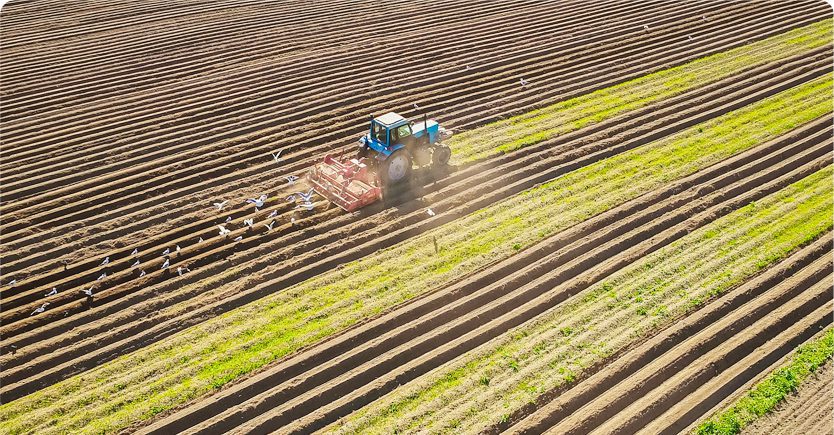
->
[449,19,832,164]
[695,328,834,435]
[327,164,834,434]
[1,52,831,435]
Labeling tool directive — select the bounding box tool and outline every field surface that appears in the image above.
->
[0,1,832,434]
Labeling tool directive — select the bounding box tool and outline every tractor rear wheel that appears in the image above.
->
[382,149,412,184]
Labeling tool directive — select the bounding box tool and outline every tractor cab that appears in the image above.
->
[365,112,414,155]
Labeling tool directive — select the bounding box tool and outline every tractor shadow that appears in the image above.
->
[380,164,453,212]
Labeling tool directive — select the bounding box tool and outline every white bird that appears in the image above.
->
[131,259,140,268]
[413,102,420,110]
[45,287,57,297]
[139,270,146,277]
[131,248,139,256]
[213,200,228,211]
[225,216,232,223]
[101,257,109,266]
[643,24,649,31]
[520,77,529,87]
[298,189,315,202]
[31,303,49,316]
[291,217,296,225]
[244,218,254,227]
[177,267,184,277]
[285,175,299,185]
[297,201,315,211]
[8,279,16,287]
[218,225,231,237]
[268,210,278,218]
[81,287,94,297]
[426,208,436,217]
[234,236,243,242]
[465,65,471,71]
[97,272,107,281]
[286,194,296,203]
[271,150,282,164]
[688,35,693,41]
[162,258,170,269]
[198,237,204,243]
[162,248,170,256]
[176,245,181,254]
[264,220,276,232]
[246,194,268,208]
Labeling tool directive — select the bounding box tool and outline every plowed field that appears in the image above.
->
[1,1,831,434]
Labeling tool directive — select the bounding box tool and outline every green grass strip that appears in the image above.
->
[1,55,832,435]
[695,328,834,435]
[449,19,832,164]
[326,166,834,434]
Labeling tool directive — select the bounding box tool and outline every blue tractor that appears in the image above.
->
[358,112,452,184]
[310,112,452,211]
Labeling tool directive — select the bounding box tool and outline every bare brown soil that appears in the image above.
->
[0,1,830,433]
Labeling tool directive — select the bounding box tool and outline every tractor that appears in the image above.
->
[309,112,452,212]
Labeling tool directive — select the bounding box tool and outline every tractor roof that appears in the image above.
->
[375,112,406,126]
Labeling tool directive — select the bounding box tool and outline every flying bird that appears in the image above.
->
[285,175,299,185]
[297,201,315,211]
[31,303,49,316]
[246,194,268,208]
[244,218,254,227]
[162,248,170,256]
[426,208,436,217]
[81,287,94,297]
[298,189,315,202]
[45,287,57,297]
[198,237,204,243]
[161,258,170,269]
[271,150,282,164]
[268,210,278,218]
[97,272,107,281]
[131,259,140,268]
[218,225,231,237]
[520,77,529,87]
[101,257,109,266]
[264,220,276,232]
[213,200,228,211]
[131,248,139,256]
[286,194,296,203]
[234,236,243,242]
[7,279,16,287]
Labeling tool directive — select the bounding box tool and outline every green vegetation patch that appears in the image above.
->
[695,328,834,435]
[326,166,834,434]
[1,45,832,435]
[449,19,832,164]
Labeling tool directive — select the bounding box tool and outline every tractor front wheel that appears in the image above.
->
[382,149,412,184]
[432,145,451,166]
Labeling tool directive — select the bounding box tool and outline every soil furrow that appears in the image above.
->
[507,237,833,434]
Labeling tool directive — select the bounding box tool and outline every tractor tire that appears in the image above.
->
[382,149,412,185]
[432,144,451,166]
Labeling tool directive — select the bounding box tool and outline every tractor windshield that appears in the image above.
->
[372,122,387,144]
